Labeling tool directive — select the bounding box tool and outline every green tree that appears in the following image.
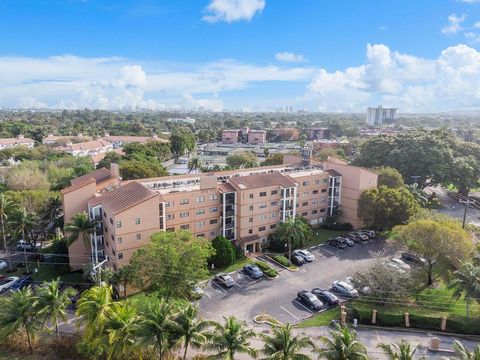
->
[226,151,258,169]
[447,262,480,319]
[204,316,257,360]
[176,304,212,360]
[0,287,40,353]
[129,231,214,298]
[119,158,167,180]
[377,167,404,188]
[137,297,178,360]
[358,186,420,231]
[97,151,123,169]
[210,235,236,268]
[188,157,203,173]
[271,217,313,253]
[170,127,196,157]
[395,218,474,285]
[377,339,424,360]
[0,194,16,272]
[6,161,50,191]
[316,325,368,360]
[110,264,135,298]
[260,323,314,360]
[64,211,97,254]
[453,339,480,360]
[10,207,36,274]
[264,153,284,166]
[37,278,76,339]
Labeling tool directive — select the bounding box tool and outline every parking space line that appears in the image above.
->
[319,247,336,255]
[280,306,299,320]
[293,300,314,313]
[203,291,211,299]
[210,281,228,293]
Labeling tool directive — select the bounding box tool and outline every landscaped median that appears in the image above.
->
[253,313,284,327]
[253,260,279,279]
[264,254,298,271]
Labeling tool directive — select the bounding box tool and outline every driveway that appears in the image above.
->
[198,237,401,325]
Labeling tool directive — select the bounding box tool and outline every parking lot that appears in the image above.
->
[199,236,401,325]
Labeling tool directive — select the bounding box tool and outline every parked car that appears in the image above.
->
[297,290,323,311]
[345,233,362,243]
[16,240,41,251]
[346,277,371,295]
[401,252,426,265]
[341,237,355,247]
[361,230,376,238]
[190,284,205,299]
[327,238,347,249]
[290,254,305,266]
[385,261,407,274]
[311,288,339,307]
[0,276,19,293]
[0,260,7,271]
[242,264,264,279]
[10,276,33,292]
[353,232,369,241]
[214,273,236,288]
[389,258,411,271]
[332,280,358,298]
[293,249,315,262]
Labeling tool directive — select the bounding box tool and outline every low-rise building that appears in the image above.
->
[247,130,267,144]
[306,127,330,140]
[312,139,349,152]
[42,133,89,145]
[103,133,167,149]
[0,135,35,150]
[61,139,113,157]
[222,130,240,144]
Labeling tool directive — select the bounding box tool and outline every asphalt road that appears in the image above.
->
[198,237,402,325]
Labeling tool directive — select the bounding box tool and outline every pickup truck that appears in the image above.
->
[0,276,19,293]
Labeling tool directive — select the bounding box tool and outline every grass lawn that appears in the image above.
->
[296,308,338,328]
[0,265,85,286]
[306,228,346,247]
[208,256,253,276]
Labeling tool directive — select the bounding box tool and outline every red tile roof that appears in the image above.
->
[60,178,96,195]
[71,168,116,186]
[228,172,297,190]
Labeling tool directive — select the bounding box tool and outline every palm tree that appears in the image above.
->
[377,339,425,360]
[277,217,313,262]
[64,211,97,250]
[0,194,16,272]
[37,278,77,340]
[260,323,314,360]
[453,340,480,360]
[447,262,480,319]
[0,286,41,353]
[316,325,368,360]
[76,283,114,340]
[10,207,36,274]
[111,264,134,298]
[188,157,203,173]
[176,304,213,360]
[136,297,179,360]
[204,316,257,360]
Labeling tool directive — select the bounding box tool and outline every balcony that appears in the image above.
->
[224,222,235,229]
[225,233,235,240]
[222,210,235,217]
[280,204,293,211]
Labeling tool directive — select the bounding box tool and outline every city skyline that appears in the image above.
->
[1,0,480,112]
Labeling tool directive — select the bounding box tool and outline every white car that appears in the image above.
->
[385,261,407,274]
[293,249,315,262]
[0,276,19,293]
[332,280,358,298]
[16,240,41,251]
[0,261,7,271]
[390,258,411,271]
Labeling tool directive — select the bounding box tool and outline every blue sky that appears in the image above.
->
[1,0,480,112]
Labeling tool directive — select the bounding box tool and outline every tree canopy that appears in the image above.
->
[377,166,404,188]
[170,127,196,157]
[226,151,258,169]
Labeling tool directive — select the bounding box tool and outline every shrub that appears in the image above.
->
[271,255,290,267]
[253,260,278,278]
[210,236,236,268]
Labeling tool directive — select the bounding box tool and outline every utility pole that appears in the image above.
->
[460,198,476,229]
[288,235,292,264]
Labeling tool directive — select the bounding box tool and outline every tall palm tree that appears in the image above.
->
[64,211,98,250]
[447,262,480,319]
[453,340,480,360]
[204,316,257,360]
[316,325,368,360]
[260,323,314,360]
[377,339,425,360]
[37,278,77,340]
[10,207,36,274]
[188,157,203,173]
[111,264,134,298]
[76,283,114,340]
[0,286,41,353]
[136,297,179,360]
[278,217,312,262]
[0,194,16,272]
[176,304,213,360]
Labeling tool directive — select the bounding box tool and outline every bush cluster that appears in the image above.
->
[253,260,278,278]
[271,255,290,267]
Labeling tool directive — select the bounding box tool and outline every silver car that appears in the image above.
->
[332,280,358,298]
[214,273,235,288]
[293,249,315,262]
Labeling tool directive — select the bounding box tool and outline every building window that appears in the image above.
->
[302,202,308,206]
[136,234,141,240]
[271,201,277,207]
[197,221,205,228]
[196,196,205,203]
[313,190,319,195]
[197,234,205,238]
[249,194,254,199]
[259,191,267,197]
[165,201,174,207]
[248,229,253,234]
[249,205,253,211]
[210,219,218,225]
[180,199,189,205]
[118,252,123,260]
[210,207,218,213]
[112,249,116,256]
[303,191,308,197]
[111,234,114,241]
[303,181,309,186]
[105,227,108,233]
[270,224,277,229]
[117,237,123,244]
[135,217,141,225]
[271,212,277,218]
[209,194,218,200]
[259,226,266,232]
[314,179,320,185]
[180,212,189,218]
[116,221,122,228]
[312,210,318,214]
[320,208,326,213]
[259,203,267,209]
[271,190,278,195]
[180,224,190,230]
[166,227,175,232]
[196,209,205,215]
[110,218,114,225]
[103,211,107,218]
[249,217,253,223]
[313,199,318,205]
[302,212,308,217]
[321,188,327,193]
[324,178,329,183]
[166,214,175,220]
[259,214,266,221]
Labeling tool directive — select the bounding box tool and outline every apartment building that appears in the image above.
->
[222,130,239,144]
[62,157,377,272]
[42,133,89,145]
[0,135,35,149]
[61,139,113,157]
[103,133,167,149]
[366,106,398,125]
[247,130,267,144]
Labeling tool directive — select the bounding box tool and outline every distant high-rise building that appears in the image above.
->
[366,106,397,125]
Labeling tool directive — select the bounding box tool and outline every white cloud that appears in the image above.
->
[17,97,48,109]
[275,52,306,63]
[459,0,480,3]
[182,93,224,111]
[306,43,480,112]
[442,13,466,34]
[203,0,265,23]
[474,21,480,28]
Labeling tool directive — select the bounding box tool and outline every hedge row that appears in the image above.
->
[253,260,278,278]
[270,255,290,267]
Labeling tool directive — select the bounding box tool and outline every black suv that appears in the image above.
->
[311,288,339,307]
[297,290,323,311]
[327,238,347,249]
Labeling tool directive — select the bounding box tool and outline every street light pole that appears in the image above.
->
[459,198,476,229]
